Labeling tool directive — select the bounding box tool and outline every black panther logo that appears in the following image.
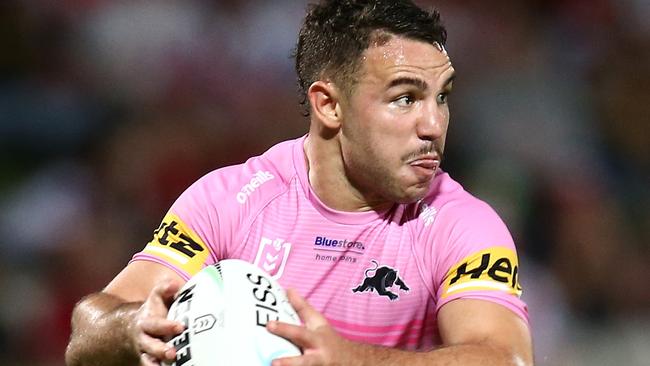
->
[352,260,410,300]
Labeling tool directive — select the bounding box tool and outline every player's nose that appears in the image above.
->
[416,100,447,141]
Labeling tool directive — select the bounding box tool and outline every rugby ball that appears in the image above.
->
[165,259,301,365]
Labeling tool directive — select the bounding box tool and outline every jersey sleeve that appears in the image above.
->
[431,199,529,323]
[131,174,220,280]
[129,141,294,281]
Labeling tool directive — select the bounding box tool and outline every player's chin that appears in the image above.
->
[394,183,430,204]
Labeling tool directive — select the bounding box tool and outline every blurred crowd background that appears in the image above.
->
[0,0,648,365]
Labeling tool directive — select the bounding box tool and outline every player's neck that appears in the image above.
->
[304,134,392,213]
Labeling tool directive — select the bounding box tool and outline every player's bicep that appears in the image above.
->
[438,298,533,364]
[104,261,186,302]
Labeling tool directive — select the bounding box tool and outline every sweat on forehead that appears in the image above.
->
[368,30,447,52]
[363,34,449,68]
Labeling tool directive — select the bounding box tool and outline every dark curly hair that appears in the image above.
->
[294,0,447,116]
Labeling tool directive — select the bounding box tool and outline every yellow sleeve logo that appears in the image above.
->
[441,247,522,299]
[143,212,210,276]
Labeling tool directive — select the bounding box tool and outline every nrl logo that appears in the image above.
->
[253,237,291,280]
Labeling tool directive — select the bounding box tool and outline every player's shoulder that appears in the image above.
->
[417,170,505,228]
[185,137,299,207]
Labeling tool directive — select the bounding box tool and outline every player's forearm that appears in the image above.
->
[66,292,142,366]
[349,342,531,366]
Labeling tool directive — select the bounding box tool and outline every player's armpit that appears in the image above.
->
[104,260,186,302]
[437,298,533,365]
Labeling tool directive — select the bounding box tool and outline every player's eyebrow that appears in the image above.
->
[387,73,456,92]
[443,72,456,88]
[387,77,429,91]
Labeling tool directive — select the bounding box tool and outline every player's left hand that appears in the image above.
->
[267,289,359,366]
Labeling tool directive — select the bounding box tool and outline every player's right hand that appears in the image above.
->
[130,280,185,366]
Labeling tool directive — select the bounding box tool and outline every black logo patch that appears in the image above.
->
[352,260,409,301]
[143,212,209,276]
[154,220,204,258]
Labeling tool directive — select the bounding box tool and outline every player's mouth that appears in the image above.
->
[407,155,440,180]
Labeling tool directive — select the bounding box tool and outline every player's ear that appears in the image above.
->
[307,80,343,130]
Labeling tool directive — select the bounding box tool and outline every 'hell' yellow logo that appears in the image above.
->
[441,247,522,299]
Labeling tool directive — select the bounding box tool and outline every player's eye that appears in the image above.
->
[436,92,449,104]
[394,95,415,107]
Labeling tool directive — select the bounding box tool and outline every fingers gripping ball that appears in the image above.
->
[165,259,302,365]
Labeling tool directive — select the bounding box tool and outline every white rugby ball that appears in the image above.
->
[165,259,301,366]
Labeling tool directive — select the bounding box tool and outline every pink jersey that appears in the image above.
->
[133,135,528,350]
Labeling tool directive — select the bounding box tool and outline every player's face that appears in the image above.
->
[339,36,455,204]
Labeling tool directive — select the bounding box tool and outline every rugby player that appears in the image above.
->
[66,1,533,365]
